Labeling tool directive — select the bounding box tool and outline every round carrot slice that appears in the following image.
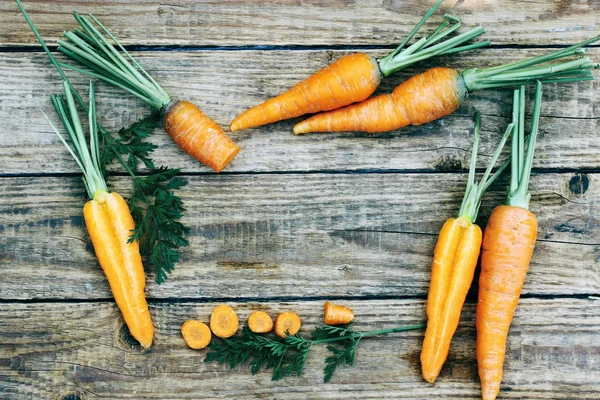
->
[274,312,302,338]
[210,305,239,338]
[181,320,211,350]
[248,311,274,333]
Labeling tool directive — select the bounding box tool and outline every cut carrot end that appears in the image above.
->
[247,311,274,333]
[210,305,239,339]
[274,311,302,338]
[163,100,240,172]
[323,302,354,325]
[181,320,212,349]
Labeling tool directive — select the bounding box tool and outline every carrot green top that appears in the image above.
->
[457,113,513,223]
[506,82,543,210]
[377,0,488,77]
[44,81,107,199]
[462,37,600,91]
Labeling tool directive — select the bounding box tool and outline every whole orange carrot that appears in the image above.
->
[477,83,542,400]
[46,81,154,348]
[294,37,599,134]
[50,10,238,172]
[421,112,512,383]
[230,0,487,131]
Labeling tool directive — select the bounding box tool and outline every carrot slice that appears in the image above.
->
[274,312,302,338]
[247,311,274,334]
[210,305,239,339]
[181,320,212,349]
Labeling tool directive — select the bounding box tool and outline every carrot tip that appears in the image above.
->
[293,122,309,135]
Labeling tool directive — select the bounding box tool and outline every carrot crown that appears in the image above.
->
[377,0,489,77]
[457,112,513,223]
[56,13,171,111]
[506,82,543,210]
[462,36,600,91]
[43,81,107,199]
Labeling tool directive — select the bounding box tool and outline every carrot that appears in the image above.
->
[274,312,302,338]
[230,0,488,131]
[181,320,212,350]
[247,311,274,333]
[45,10,239,172]
[210,305,240,339]
[294,37,599,134]
[44,81,154,348]
[421,113,512,383]
[476,83,542,400]
[323,302,354,325]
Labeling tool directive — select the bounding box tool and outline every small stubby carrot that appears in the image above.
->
[421,112,512,383]
[323,302,354,325]
[247,311,274,334]
[51,11,239,172]
[44,81,154,348]
[275,312,302,338]
[294,36,599,135]
[230,0,488,131]
[210,305,240,339]
[477,83,542,400]
[181,320,212,350]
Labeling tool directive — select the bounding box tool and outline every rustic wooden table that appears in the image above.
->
[1,1,599,399]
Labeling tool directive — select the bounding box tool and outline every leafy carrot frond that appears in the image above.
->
[377,0,488,77]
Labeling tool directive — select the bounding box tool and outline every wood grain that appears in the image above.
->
[1,298,599,399]
[0,49,599,175]
[2,0,599,47]
[1,173,598,300]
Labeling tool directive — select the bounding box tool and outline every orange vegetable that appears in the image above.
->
[45,81,154,348]
[323,302,354,325]
[477,84,542,400]
[247,311,274,333]
[294,37,598,134]
[421,112,512,383]
[210,305,240,339]
[163,100,239,172]
[274,312,302,338]
[230,1,487,131]
[181,320,212,349]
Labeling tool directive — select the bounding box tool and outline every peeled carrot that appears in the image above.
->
[210,305,240,339]
[421,113,512,383]
[247,311,274,333]
[274,312,302,338]
[323,302,354,325]
[44,81,154,348]
[294,37,599,134]
[477,83,542,400]
[181,320,212,349]
[230,0,487,131]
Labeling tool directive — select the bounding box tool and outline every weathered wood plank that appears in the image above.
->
[1,173,598,300]
[2,0,599,47]
[1,298,599,399]
[0,49,599,174]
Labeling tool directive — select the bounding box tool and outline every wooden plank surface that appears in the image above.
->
[1,173,598,300]
[1,49,599,175]
[2,0,599,47]
[1,298,599,399]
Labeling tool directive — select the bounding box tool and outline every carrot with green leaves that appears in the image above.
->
[20,1,239,172]
[476,82,543,400]
[294,37,599,134]
[230,0,488,131]
[43,81,154,348]
[421,112,513,383]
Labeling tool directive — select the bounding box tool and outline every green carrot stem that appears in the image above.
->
[377,0,487,77]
